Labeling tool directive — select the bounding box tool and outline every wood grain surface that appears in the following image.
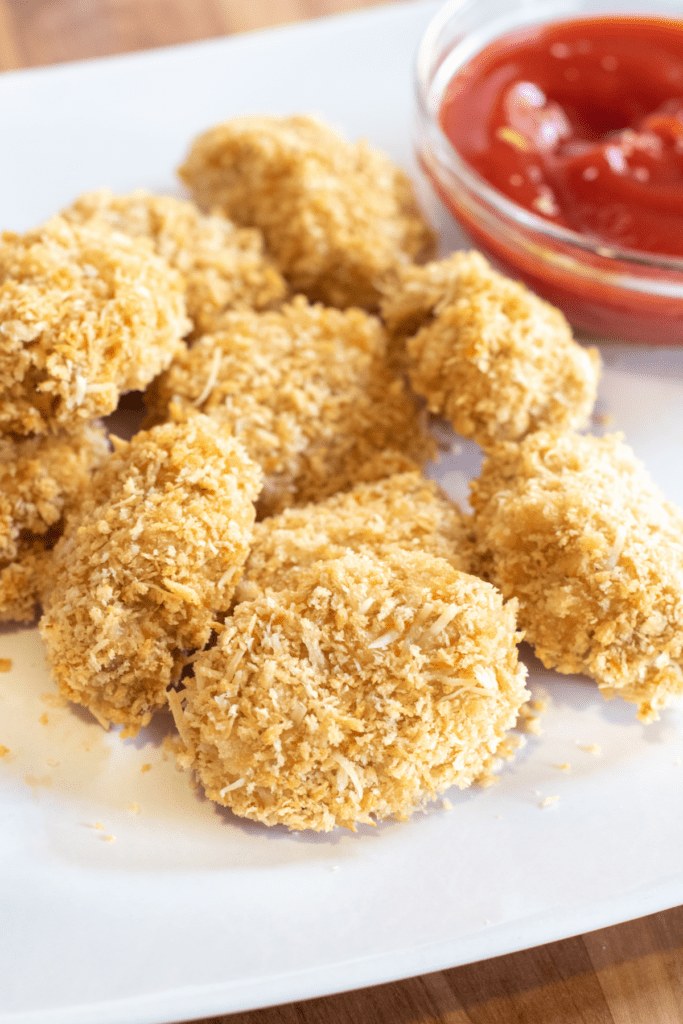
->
[1,2,682,1022]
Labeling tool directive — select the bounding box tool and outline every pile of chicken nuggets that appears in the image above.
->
[2,114,682,832]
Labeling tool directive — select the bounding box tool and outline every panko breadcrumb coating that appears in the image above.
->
[178,114,435,310]
[470,430,683,721]
[171,550,528,831]
[0,424,109,622]
[235,471,473,602]
[0,216,189,435]
[380,251,601,449]
[39,413,261,735]
[145,297,435,515]
[61,189,287,336]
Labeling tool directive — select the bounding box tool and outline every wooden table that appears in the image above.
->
[2,2,681,1022]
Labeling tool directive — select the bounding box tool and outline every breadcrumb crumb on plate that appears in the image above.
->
[145,297,435,514]
[0,423,109,623]
[39,412,261,736]
[0,216,190,434]
[178,114,436,310]
[61,189,287,335]
[471,430,683,721]
[577,743,602,756]
[172,549,528,832]
[380,251,601,449]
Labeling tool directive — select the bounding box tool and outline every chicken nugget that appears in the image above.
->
[145,297,435,515]
[61,189,287,335]
[0,424,109,622]
[39,413,261,735]
[178,114,435,310]
[380,251,601,449]
[0,216,190,435]
[470,430,683,721]
[235,470,473,602]
[170,550,528,831]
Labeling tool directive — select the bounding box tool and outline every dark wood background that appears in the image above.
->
[1,1,681,1021]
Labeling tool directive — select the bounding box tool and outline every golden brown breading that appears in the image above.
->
[178,114,435,310]
[470,430,683,721]
[380,251,601,449]
[39,413,262,735]
[145,297,435,515]
[0,425,109,622]
[171,549,528,831]
[235,471,473,602]
[61,189,287,335]
[0,216,190,435]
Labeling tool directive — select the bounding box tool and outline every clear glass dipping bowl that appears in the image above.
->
[414,0,683,344]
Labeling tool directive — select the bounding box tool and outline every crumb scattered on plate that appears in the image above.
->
[517,702,544,735]
[40,692,68,709]
[577,743,602,755]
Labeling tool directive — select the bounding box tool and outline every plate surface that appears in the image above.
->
[1,3,683,1023]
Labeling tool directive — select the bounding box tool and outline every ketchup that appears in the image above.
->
[440,17,683,258]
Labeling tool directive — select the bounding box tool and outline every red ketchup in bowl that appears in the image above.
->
[433,16,683,341]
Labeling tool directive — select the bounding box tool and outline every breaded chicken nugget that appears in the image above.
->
[170,550,528,831]
[470,430,683,721]
[178,114,435,310]
[380,251,601,450]
[61,189,287,336]
[235,471,473,602]
[145,297,435,515]
[39,413,262,735]
[0,216,189,435]
[0,424,109,622]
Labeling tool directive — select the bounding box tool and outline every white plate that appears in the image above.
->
[1,3,683,1023]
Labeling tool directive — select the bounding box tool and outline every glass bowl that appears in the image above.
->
[414,0,683,344]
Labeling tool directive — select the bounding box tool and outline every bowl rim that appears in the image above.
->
[415,0,683,275]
